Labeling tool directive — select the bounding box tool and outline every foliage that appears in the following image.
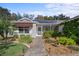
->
[43,31,54,39]
[16,13,22,20]
[0,7,11,38]
[0,7,11,18]
[19,35,32,44]
[0,43,27,56]
[52,31,62,37]
[35,14,70,20]
[43,30,62,38]
[53,14,70,20]
[11,13,18,20]
[0,18,11,38]
[63,17,79,44]
[58,37,76,45]
[58,14,70,20]
[23,14,34,19]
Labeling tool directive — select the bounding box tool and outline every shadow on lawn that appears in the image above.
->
[0,43,16,55]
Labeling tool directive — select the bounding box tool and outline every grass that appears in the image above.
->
[0,43,27,56]
[0,35,32,56]
[19,35,32,44]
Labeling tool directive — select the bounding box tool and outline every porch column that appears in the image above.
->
[23,28,25,34]
[50,24,51,30]
[41,26,43,34]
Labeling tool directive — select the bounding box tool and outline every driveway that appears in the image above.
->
[24,36,48,56]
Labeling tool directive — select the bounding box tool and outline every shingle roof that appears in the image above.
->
[11,18,65,25]
[33,19,64,24]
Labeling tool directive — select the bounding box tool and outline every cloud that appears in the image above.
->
[45,3,79,17]
[12,3,79,18]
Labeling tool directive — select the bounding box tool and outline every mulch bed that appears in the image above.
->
[43,38,79,56]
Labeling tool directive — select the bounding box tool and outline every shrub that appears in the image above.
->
[58,37,67,45]
[43,30,54,38]
[52,31,62,37]
[58,37,76,45]
[19,35,32,44]
[66,38,76,45]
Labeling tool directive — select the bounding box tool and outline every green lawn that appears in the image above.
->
[0,43,27,56]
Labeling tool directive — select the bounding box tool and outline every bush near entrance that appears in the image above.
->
[43,30,54,39]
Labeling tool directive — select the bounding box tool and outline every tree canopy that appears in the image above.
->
[35,14,70,20]
[0,7,11,38]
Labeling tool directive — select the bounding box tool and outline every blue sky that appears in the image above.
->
[0,3,79,17]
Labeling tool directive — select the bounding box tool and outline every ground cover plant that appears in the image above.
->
[0,43,27,56]
[19,35,32,44]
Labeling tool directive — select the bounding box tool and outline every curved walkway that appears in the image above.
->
[24,36,48,56]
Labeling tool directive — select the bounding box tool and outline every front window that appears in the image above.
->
[25,28,29,33]
[19,27,24,33]
[18,27,29,34]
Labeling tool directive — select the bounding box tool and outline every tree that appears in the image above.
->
[58,14,70,20]
[23,14,29,18]
[43,16,48,20]
[16,13,22,20]
[0,7,11,39]
[0,7,11,20]
[0,17,11,38]
[35,15,44,20]
[53,15,58,20]
[48,16,53,20]
[53,14,70,20]
[0,7,11,17]
[29,14,34,19]
[23,14,34,19]
[11,13,17,20]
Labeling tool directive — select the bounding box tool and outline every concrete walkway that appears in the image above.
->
[24,36,48,56]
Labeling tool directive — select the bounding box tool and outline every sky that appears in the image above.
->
[0,3,79,17]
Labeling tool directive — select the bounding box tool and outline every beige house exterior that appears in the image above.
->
[11,18,64,38]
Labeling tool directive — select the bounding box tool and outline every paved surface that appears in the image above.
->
[24,36,48,56]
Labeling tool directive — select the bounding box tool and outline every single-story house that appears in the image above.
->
[10,18,64,38]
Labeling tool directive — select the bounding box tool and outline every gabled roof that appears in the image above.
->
[19,17,31,21]
[15,18,33,23]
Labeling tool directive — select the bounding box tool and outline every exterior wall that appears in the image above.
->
[12,22,63,38]
[30,23,37,38]
[58,25,64,32]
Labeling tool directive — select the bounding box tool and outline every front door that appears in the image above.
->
[37,26,42,36]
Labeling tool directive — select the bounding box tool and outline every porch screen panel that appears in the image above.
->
[43,25,50,32]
